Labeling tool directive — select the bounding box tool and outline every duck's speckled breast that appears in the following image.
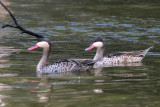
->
[37,60,79,73]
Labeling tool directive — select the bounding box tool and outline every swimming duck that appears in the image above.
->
[85,37,153,66]
[28,38,95,73]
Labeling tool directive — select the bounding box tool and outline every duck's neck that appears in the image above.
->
[93,46,104,60]
[37,47,50,71]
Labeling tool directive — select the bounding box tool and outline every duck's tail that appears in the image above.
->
[141,46,154,57]
[145,46,154,53]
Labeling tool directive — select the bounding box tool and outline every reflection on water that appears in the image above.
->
[0,83,12,91]
[0,83,12,107]
[29,77,105,103]
[0,73,18,77]
[0,46,18,68]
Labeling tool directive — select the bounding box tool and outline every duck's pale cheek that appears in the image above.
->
[37,41,49,48]
[93,42,103,47]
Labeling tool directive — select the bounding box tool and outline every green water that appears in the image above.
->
[0,0,160,107]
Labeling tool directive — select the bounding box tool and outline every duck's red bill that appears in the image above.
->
[28,44,39,50]
[85,44,95,51]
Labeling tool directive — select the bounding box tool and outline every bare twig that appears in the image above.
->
[0,0,44,38]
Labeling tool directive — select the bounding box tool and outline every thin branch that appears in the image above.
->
[0,1,44,38]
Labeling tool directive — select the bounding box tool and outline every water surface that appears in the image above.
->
[0,0,160,107]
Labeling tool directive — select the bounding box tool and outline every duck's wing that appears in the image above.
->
[80,60,96,66]
[54,59,78,63]
[69,59,92,63]
[69,59,96,66]
[107,46,153,58]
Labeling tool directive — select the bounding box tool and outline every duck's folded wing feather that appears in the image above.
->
[107,50,146,58]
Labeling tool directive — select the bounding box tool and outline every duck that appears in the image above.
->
[0,1,94,73]
[85,37,153,66]
[28,38,95,73]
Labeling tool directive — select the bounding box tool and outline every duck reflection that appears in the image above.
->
[29,77,51,103]
[29,62,145,103]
